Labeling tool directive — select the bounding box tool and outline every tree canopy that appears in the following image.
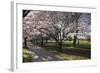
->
[23,10,91,50]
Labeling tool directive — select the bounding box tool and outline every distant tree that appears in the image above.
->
[70,13,82,47]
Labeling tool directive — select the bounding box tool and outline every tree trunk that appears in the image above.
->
[45,39,48,43]
[24,37,27,48]
[73,35,77,47]
[58,40,63,52]
[41,37,44,47]
[77,39,79,46]
[55,39,62,52]
[73,19,79,47]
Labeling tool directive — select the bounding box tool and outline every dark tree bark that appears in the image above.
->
[41,36,44,47]
[58,40,63,52]
[73,35,77,47]
[55,37,63,52]
[41,39,43,47]
[45,38,48,43]
[24,37,27,48]
[72,13,81,47]
[77,39,80,46]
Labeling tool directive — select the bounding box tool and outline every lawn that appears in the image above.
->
[23,40,91,62]
[63,40,91,48]
[23,48,33,62]
[47,40,90,48]
[43,40,91,60]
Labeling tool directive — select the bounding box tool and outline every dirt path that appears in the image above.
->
[27,42,62,62]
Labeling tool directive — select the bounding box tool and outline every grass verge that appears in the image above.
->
[23,48,33,62]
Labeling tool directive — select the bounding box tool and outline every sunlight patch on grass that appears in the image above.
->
[23,48,33,54]
[55,52,89,60]
[23,48,34,62]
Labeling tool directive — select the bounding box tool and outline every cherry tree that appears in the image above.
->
[23,10,90,51]
[23,10,77,50]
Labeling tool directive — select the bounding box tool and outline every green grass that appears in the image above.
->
[23,40,91,62]
[76,40,91,49]
[23,48,33,62]
[44,40,91,60]
[55,52,89,60]
[63,41,73,47]
[63,40,90,49]
[43,46,89,60]
[45,40,90,50]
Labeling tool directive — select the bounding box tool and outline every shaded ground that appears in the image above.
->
[23,40,91,62]
[44,40,91,58]
[62,47,91,58]
[43,46,90,60]
[26,42,62,62]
